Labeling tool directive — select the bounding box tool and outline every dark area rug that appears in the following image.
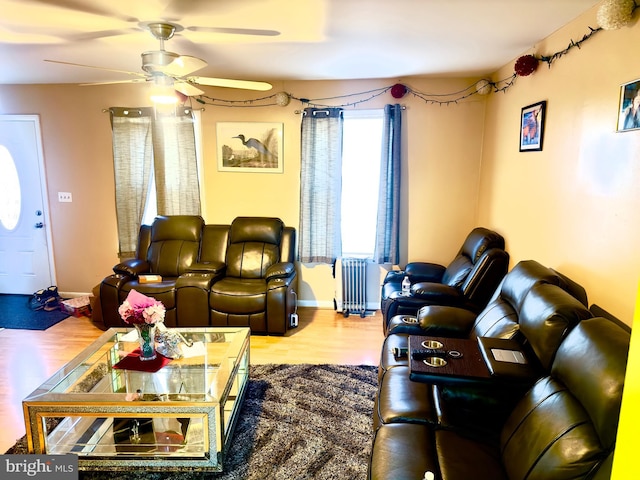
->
[0,294,69,330]
[6,364,379,479]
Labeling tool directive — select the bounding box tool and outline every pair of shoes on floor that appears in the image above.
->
[28,286,61,311]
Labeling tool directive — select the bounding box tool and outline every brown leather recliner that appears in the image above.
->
[99,215,298,335]
[100,215,205,327]
[208,217,298,335]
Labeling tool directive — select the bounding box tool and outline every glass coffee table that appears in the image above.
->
[22,327,250,472]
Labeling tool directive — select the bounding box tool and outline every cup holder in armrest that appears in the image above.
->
[423,357,447,367]
[401,316,418,324]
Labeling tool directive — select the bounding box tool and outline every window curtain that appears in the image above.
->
[110,107,153,258]
[151,109,201,216]
[374,104,402,264]
[298,107,344,263]
[110,107,201,258]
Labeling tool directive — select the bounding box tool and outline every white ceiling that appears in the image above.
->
[0,0,601,86]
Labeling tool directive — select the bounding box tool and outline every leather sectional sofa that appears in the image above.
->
[99,215,298,335]
[369,260,630,480]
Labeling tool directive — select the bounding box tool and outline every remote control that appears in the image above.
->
[392,347,408,358]
[411,348,447,359]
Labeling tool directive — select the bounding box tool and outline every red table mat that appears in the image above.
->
[113,348,172,373]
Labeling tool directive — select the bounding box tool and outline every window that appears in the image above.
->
[0,145,21,231]
[298,104,401,265]
[110,107,202,257]
[341,110,384,257]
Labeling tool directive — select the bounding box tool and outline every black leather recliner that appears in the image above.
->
[381,227,509,334]
[368,317,629,480]
[378,259,585,379]
[373,280,593,432]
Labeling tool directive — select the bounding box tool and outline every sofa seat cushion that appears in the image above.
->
[435,429,507,480]
[374,366,437,429]
[209,277,266,313]
[369,423,439,480]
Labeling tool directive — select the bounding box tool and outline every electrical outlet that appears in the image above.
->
[58,192,72,202]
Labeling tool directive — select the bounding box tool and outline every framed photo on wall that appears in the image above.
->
[216,122,284,173]
[617,78,640,132]
[519,100,546,152]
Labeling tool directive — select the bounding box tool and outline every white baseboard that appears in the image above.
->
[298,299,381,310]
[60,291,93,299]
[299,299,335,309]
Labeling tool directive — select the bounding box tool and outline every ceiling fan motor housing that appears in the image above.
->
[141,50,179,73]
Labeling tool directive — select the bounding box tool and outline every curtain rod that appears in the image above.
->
[102,107,205,114]
[295,104,406,114]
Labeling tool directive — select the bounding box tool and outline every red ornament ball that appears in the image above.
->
[390,83,407,98]
[514,55,539,77]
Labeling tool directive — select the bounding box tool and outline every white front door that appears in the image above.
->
[0,115,55,294]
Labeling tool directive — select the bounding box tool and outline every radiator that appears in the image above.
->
[335,257,367,317]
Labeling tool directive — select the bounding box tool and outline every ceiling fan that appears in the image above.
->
[45,21,274,101]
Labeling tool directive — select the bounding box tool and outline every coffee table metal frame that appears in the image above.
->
[22,327,250,472]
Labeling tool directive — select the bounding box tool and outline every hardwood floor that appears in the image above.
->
[0,307,384,453]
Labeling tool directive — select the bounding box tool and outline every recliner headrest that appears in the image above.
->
[151,215,204,242]
[229,217,284,245]
[551,268,589,307]
[500,260,561,312]
[459,227,505,264]
[519,282,593,371]
[552,317,630,450]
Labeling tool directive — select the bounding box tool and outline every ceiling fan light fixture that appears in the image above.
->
[149,75,178,104]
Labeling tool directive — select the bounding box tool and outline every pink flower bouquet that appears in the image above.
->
[118,289,166,325]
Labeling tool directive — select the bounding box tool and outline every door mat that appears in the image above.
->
[0,294,69,330]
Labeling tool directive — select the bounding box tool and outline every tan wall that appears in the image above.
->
[479,6,640,324]
[0,77,484,305]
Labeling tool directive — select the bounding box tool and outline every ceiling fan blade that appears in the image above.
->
[44,59,146,78]
[79,79,148,86]
[66,27,141,42]
[175,81,204,97]
[21,0,139,23]
[186,26,280,37]
[190,76,272,91]
[162,55,207,77]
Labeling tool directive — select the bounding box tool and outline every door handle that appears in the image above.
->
[35,222,44,229]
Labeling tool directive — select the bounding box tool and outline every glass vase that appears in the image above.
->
[135,323,157,361]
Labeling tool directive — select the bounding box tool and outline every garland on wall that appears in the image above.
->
[193,0,637,109]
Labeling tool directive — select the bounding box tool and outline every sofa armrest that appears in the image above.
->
[187,261,226,275]
[385,262,446,284]
[416,304,478,337]
[113,258,150,276]
[265,262,296,281]
[406,262,447,282]
[411,282,462,302]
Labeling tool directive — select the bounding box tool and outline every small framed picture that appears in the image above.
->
[519,101,547,152]
[216,122,284,173]
[617,78,640,132]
